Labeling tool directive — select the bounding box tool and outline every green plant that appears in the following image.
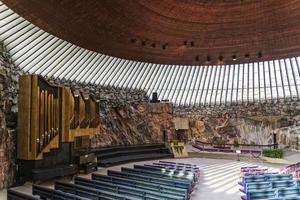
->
[233,139,239,147]
[213,137,226,146]
[262,149,284,158]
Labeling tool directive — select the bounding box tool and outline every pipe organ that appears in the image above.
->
[61,87,100,143]
[18,75,100,160]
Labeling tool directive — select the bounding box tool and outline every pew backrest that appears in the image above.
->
[91,173,188,198]
[8,189,41,200]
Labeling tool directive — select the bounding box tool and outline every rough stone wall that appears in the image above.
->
[47,79,175,147]
[0,42,22,189]
[175,101,300,150]
[90,101,175,147]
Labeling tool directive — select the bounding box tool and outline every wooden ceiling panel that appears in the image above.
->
[3,0,300,65]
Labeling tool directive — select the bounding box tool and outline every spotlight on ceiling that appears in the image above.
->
[258,52,262,58]
[151,43,156,48]
[219,55,223,61]
[245,54,250,59]
[184,41,188,45]
[232,55,237,61]
[207,55,211,62]
[141,41,146,46]
[195,55,200,61]
[162,44,167,50]
[191,41,195,47]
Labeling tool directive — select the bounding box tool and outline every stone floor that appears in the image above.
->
[0,158,286,200]
[284,150,300,163]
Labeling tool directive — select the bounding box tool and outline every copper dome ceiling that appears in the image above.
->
[2,0,300,65]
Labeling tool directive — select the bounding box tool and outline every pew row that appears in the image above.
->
[91,173,188,199]
[32,184,90,200]
[74,176,185,200]
[241,187,300,200]
[7,189,40,200]
[108,170,192,191]
[8,160,197,200]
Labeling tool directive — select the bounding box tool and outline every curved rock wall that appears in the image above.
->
[175,102,300,150]
[47,79,176,148]
[0,42,22,189]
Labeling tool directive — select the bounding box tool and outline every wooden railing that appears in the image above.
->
[195,140,278,150]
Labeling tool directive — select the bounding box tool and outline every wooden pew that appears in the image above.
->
[240,182,272,193]
[91,173,188,199]
[243,187,300,200]
[146,164,200,179]
[152,162,200,170]
[270,197,300,200]
[241,174,293,186]
[32,184,90,200]
[158,161,198,168]
[108,170,192,191]
[74,176,185,200]
[242,188,277,200]
[241,180,300,194]
[54,180,139,200]
[7,189,40,200]
[277,187,300,198]
[134,165,196,181]
[122,167,194,183]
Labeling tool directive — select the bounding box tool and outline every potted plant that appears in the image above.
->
[233,138,239,148]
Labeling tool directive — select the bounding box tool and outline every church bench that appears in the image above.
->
[108,170,192,191]
[277,187,300,198]
[240,182,272,193]
[91,173,188,199]
[144,164,200,180]
[158,161,198,168]
[241,174,293,186]
[133,165,196,181]
[238,173,280,185]
[242,187,300,200]
[241,188,277,200]
[241,168,267,173]
[32,184,90,200]
[241,180,300,193]
[54,180,139,200]
[7,189,41,200]
[241,166,259,170]
[219,148,236,153]
[145,164,194,172]
[121,167,194,183]
[272,180,300,188]
[152,162,200,170]
[31,164,77,182]
[270,197,300,200]
[139,164,197,174]
[282,163,300,173]
[74,176,185,200]
[213,146,231,149]
[241,172,278,177]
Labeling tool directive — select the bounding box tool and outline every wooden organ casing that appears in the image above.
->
[61,88,100,142]
[18,75,60,160]
[18,75,100,160]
